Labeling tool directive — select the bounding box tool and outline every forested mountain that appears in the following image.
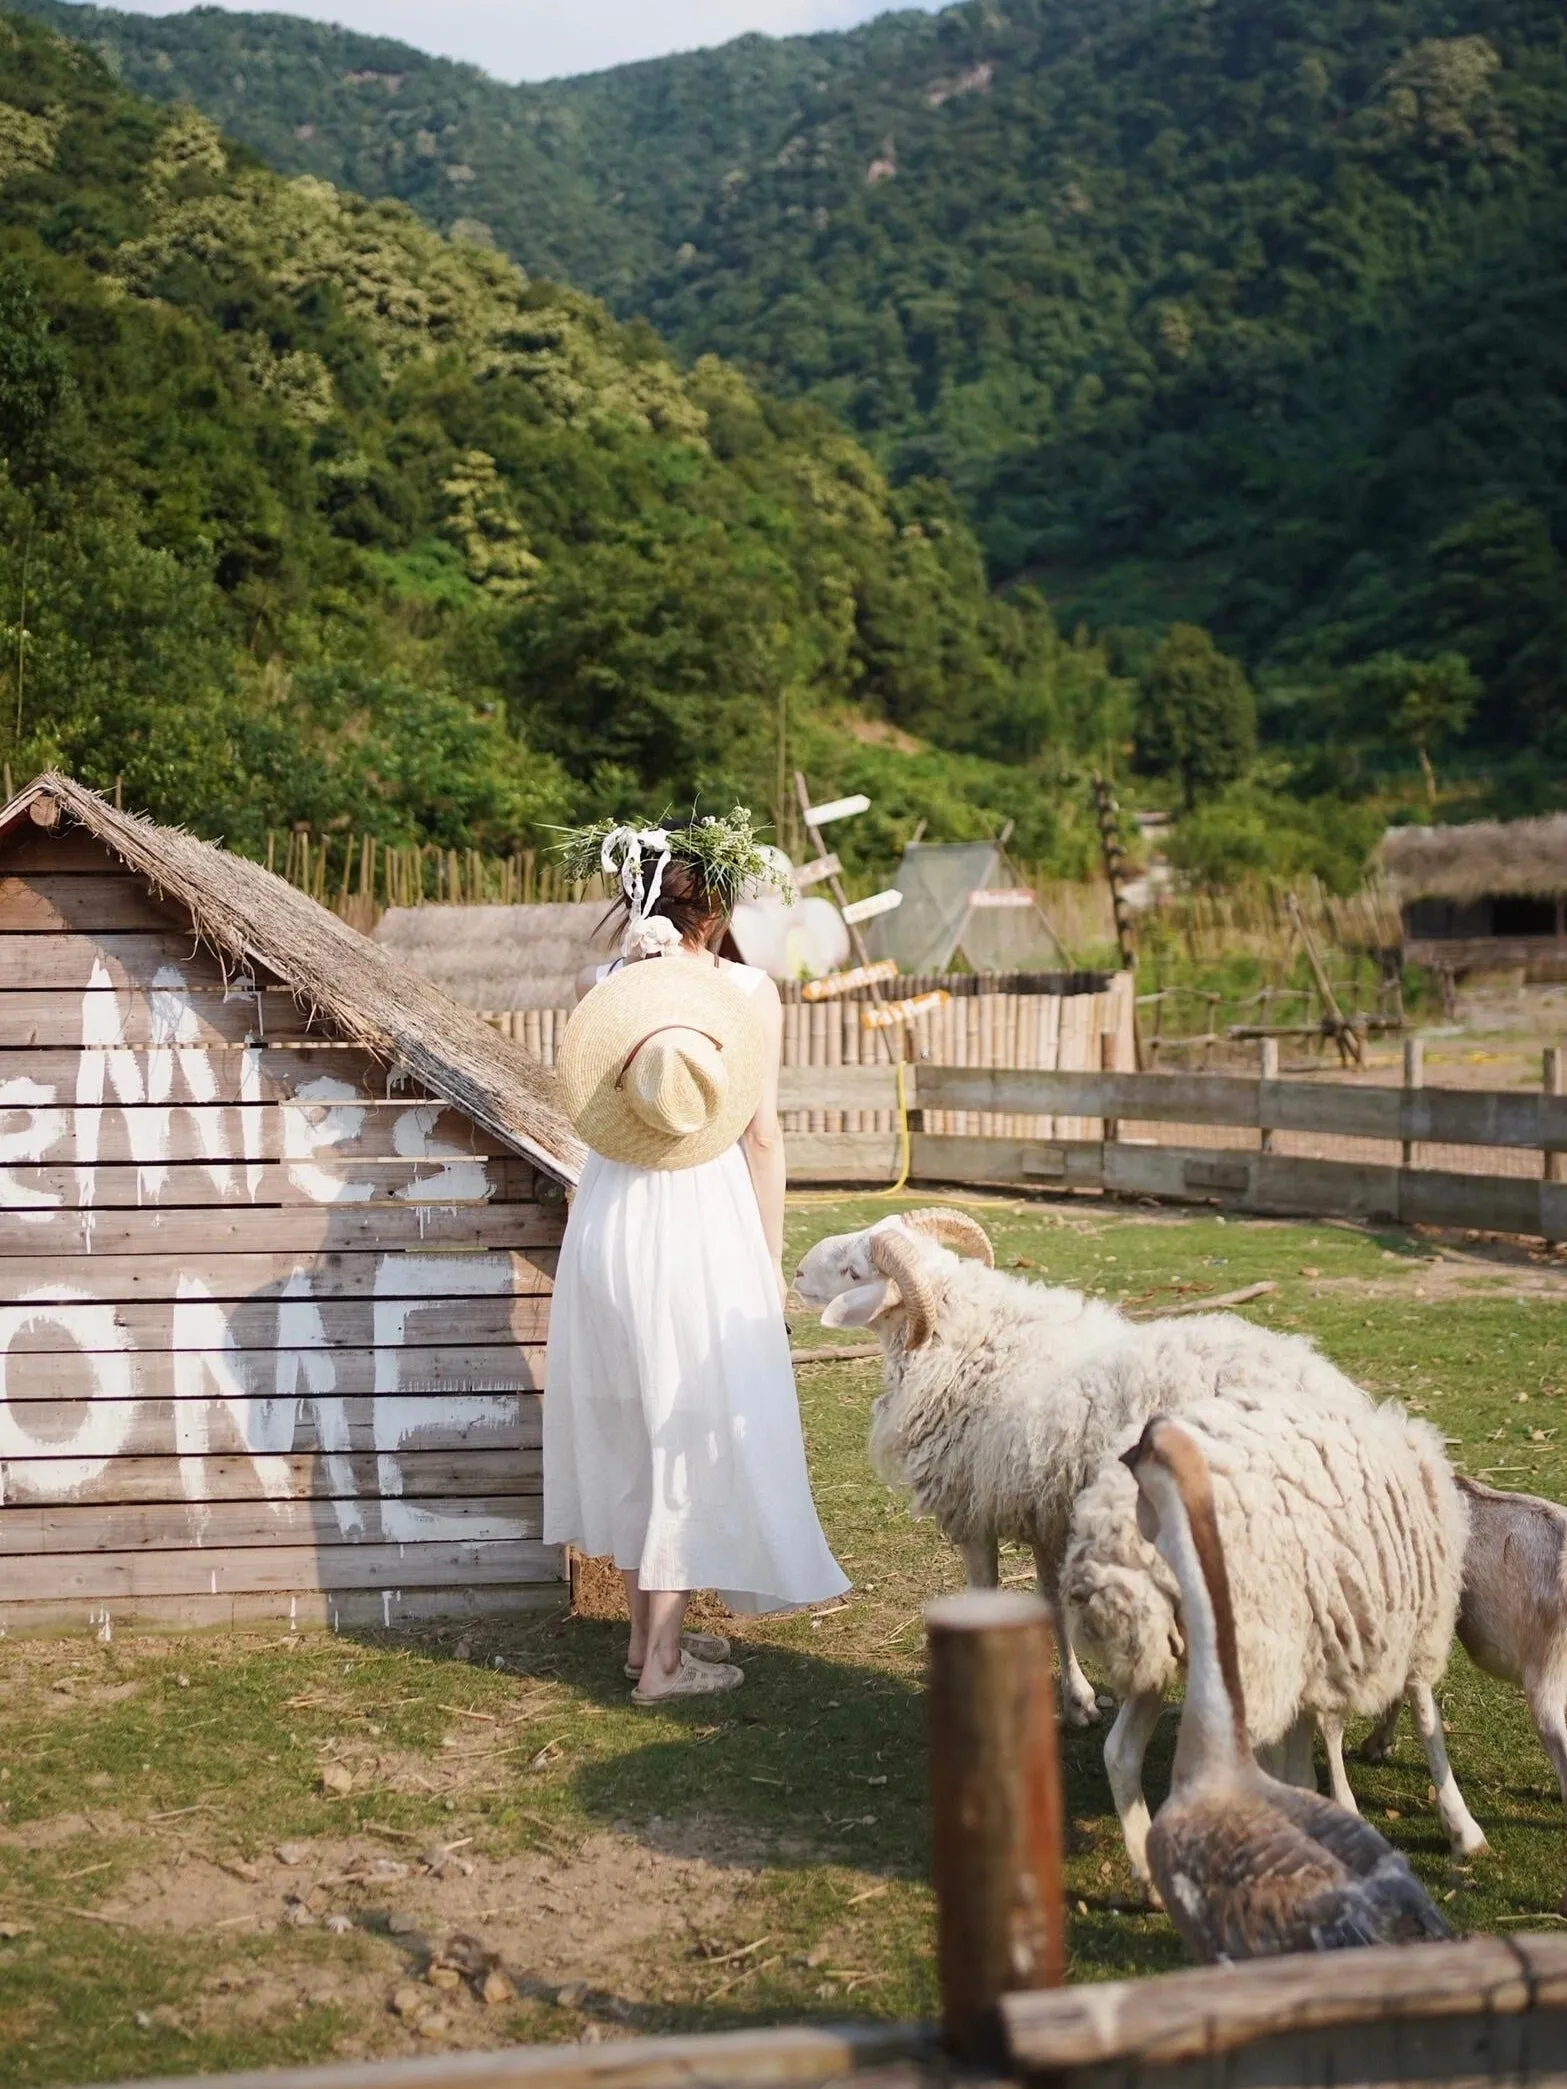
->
[11,0,1567,772]
[0,11,1124,864]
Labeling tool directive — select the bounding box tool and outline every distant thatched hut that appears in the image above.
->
[0,774,582,1635]
[373,902,614,1012]
[1380,817,1567,981]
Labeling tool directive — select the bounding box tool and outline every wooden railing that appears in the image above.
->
[776,1055,1567,1240]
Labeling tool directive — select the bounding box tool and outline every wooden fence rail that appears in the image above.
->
[774,1060,1567,1239]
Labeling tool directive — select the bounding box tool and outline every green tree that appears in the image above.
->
[1134,625,1257,810]
[1348,650,1479,803]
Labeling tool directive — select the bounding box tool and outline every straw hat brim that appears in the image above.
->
[556,957,767,1171]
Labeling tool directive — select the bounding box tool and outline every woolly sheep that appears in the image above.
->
[1367,1474,1567,1821]
[1065,1390,1485,1878]
[792,1207,1429,1733]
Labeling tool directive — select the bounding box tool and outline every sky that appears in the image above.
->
[85,0,949,81]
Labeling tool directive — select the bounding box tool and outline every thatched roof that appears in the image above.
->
[0,774,583,1183]
[1379,816,1567,904]
[374,902,614,1011]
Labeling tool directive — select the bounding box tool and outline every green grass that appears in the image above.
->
[0,1198,1564,2083]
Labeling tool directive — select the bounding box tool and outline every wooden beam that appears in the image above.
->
[0,1536,562,1599]
[69,2021,927,2089]
[0,1247,557,1302]
[0,875,185,933]
[0,1343,546,1401]
[0,932,234,989]
[1,1293,550,1350]
[780,1066,899,1112]
[0,1104,505,1166]
[0,1157,533,1210]
[0,1582,567,1636]
[0,1493,545,1553]
[2,1046,442,1102]
[0,1201,565,1255]
[0,1394,540,1459]
[0,1446,541,1505]
[0,988,326,1046]
[1002,1932,1562,2073]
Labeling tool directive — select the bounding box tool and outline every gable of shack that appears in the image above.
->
[0,806,568,1633]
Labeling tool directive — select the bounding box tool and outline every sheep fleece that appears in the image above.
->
[1064,1391,1467,1743]
[866,1272,1377,1569]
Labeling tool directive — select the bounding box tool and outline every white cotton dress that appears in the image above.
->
[542,960,850,1614]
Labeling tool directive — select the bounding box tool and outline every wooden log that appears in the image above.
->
[1548,1045,1565,1188]
[0,1493,545,1553]
[0,1446,541,1505]
[0,1537,562,1599]
[925,1588,1064,2062]
[0,989,323,1046]
[1002,1931,1558,2074]
[1,1293,550,1350]
[0,1247,557,1302]
[0,1582,567,1635]
[0,1104,501,1166]
[0,1394,540,1459]
[0,1342,546,1400]
[0,1201,565,1256]
[0,874,185,933]
[3,1046,441,1103]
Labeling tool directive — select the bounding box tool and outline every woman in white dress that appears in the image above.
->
[543,815,849,1702]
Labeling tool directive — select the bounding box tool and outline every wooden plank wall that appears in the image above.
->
[0,825,566,1633]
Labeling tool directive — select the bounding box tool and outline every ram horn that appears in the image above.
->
[868,1226,940,1351]
[900,1207,995,1267]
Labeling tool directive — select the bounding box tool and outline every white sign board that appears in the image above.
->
[792,853,842,891]
[803,794,871,829]
[841,889,903,926]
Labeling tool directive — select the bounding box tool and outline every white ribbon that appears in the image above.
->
[600,825,675,960]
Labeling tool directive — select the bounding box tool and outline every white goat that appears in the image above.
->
[1367,1474,1567,1819]
[1065,1392,1483,1877]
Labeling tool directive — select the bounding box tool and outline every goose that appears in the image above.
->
[1121,1415,1454,1963]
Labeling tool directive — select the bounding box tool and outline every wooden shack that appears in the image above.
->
[1382,815,1567,982]
[0,773,584,1635]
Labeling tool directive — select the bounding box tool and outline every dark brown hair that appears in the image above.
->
[602,852,727,948]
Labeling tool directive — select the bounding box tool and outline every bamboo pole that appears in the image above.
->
[926,1589,1065,2063]
[1403,1035,1424,1171]
[1259,1036,1278,1154]
[1547,1046,1564,1188]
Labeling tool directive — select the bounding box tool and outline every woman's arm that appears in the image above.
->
[741,976,788,1294]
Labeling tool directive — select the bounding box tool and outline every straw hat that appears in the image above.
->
[556,956,766,1171]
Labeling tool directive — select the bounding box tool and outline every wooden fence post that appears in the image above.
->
[1547,1046,1564,1188]
[1403,1035,1424,1172]
[1259,1036,1278,1154]
[926,1589,1065,2063]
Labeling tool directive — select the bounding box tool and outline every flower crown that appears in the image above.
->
[554,808,795,916]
